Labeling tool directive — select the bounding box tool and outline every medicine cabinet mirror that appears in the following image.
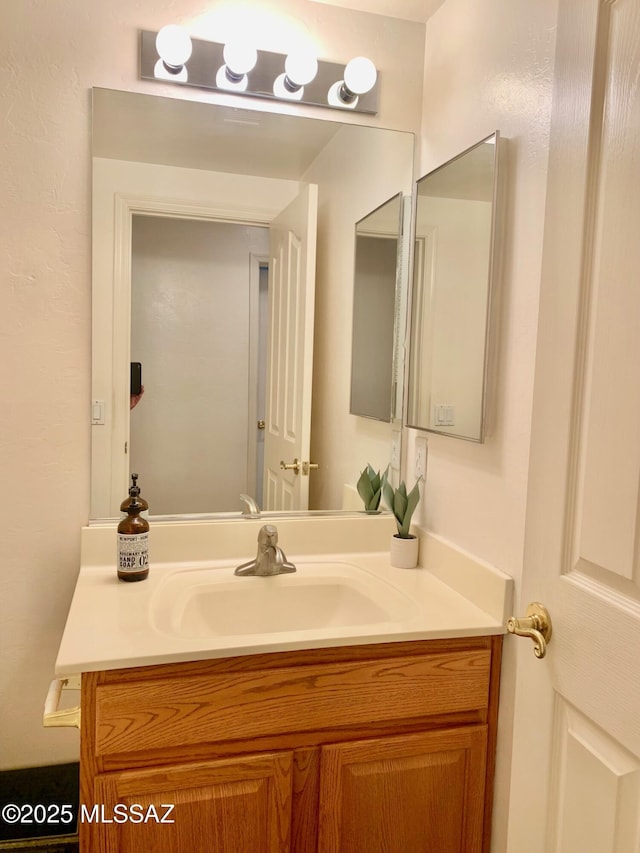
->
[350,192,405,423]
[91,88,414,519]
[407,131,500,442]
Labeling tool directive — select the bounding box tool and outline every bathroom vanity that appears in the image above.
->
[54,516,511,852]
[81,636,500,852]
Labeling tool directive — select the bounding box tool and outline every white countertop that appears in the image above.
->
[55,516,512,675]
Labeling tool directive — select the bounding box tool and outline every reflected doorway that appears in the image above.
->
[130,215,269,514]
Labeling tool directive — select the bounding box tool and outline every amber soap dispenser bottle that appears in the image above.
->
[117,473,149,582]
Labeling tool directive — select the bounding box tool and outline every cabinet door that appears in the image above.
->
[318,726,487,853]
[87,752,293,853]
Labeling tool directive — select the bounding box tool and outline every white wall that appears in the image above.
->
[0,1,424,769]
[412,1,559,850]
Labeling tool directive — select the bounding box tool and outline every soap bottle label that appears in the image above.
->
[118,533,149,572]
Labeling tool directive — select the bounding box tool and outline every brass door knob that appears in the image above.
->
[507,602,552,659]
[280,459,319,476]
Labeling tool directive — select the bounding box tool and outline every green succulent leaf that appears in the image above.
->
[357,464,384,511]
[399,479,421,537]
[382,477,395,514]
[383,477,422,537]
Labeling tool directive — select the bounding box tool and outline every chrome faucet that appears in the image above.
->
[234,525,296,576]
[240,493,261,518]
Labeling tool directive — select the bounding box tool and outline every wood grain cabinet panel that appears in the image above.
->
[88,753,293,853]
[318,727,487,853]
[93,648,491,759]
[80,637,502,853]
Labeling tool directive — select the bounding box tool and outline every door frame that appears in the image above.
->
[247,252,269,503]
[98,194,273,518]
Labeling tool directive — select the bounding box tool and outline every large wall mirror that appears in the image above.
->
[91,88,414,519]
[407,132,500,442]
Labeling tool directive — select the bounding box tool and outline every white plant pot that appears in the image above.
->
[389,534,419,569]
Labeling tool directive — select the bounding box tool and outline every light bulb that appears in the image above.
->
[274,51,318,100]
[155,25,192,70]
[343,56,377,95]
[284,52,318,87]
[273,73,303,100]
[223,42,258,77]
[328,56,377,109]
[327,80,355,109]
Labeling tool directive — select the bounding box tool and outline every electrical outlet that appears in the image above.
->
[414,436,428,479]
[390,432,401,470]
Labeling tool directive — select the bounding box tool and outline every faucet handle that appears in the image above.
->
[257,524,278,547]
[235,524,296,575]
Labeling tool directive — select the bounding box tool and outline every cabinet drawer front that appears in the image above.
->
[93,649,491,759]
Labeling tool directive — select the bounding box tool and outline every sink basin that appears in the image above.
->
[151,561,419,639]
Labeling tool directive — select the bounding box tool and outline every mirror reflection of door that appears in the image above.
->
[130,215,269,514]
[263,184,318,512]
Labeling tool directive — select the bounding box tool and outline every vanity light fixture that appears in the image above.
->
[154,25,193,82]
[141,30,379,115]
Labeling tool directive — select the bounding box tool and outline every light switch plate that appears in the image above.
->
[92,400,105,425]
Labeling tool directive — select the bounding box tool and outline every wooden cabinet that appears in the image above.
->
[80,637,501,852]
[92,753,293,853]
[318,728,487,852]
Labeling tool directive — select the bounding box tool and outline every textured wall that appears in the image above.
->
[0,0,424,769]
[414,0,557,576]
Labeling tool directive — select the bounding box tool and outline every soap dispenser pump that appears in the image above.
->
[117,473,149,582]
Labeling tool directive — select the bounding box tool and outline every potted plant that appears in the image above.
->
[356,464,387,513]
[382,477,422,568]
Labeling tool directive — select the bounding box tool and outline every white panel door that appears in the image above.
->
[507,0,640,850]
[263,184,318,511]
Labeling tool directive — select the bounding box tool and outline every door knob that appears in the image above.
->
[507,602,552,659]
[280,459,319,476]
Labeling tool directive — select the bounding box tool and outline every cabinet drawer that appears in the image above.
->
[92,648,491,760]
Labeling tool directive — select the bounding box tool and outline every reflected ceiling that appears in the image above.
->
[93,88,342,180]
